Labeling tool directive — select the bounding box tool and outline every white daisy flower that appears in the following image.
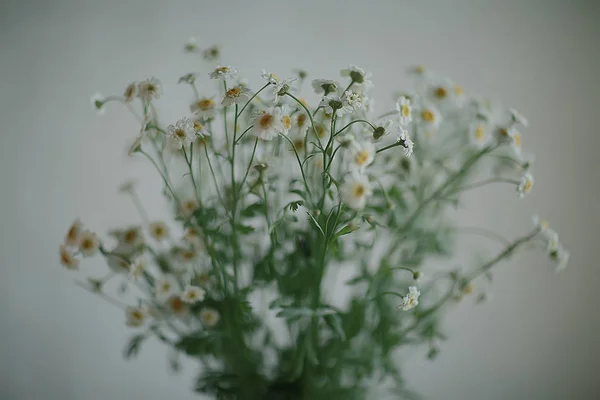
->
[155,275,178,302]
[398,286,420,311]
[312,79,339,95]
[137,78,162,102]
[396,96,412,126]
[123,82,137,103]
[271,78,296,104]
[261,69,280,84]
[252,107,285,140]
[168,296,189,316]
[129,256,147,280]
[113,226,145,250]
[90,93,105,115]
[64,219,83,247]
[222,86,252,106]
[319,94,353,116]
[209,65,238,80]
[340,65,373,89]
[349,141,375,171]
[166,117,196,151]
[550,246,570,272]
[469,121,490,148]
[417,104,441,137]
[517,172,534,198]
[78,231,99,257]
[59,245,79,270]
[200,308,220,327]
[149,221,169,241]
[509,129,523,156]
[180,285,206,304]
[202,45,220,61]
[372,120,394,141]
[344,90,364,111]
[184,36,199,53]
[292,110,310,136]
[180,198,199,218]
[510,108,529,127]
[125,306,146,327]
[190,97,217,120]
[397,127,414,157]
[340,172,372,210]
[280,105,293,134]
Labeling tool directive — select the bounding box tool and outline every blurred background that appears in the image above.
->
[1,0,599,399]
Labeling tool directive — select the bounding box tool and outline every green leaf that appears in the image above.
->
[324,314,346,340]
[306,212,325,237]
[123,334,147,359]
[240,202,264,218]
[235,223,256,234]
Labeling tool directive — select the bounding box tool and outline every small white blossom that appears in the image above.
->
[125,306,146,327]
[155,275,178,302]
[349,141,375,171]
[396,96,412,126]
[180,198,199,218]
[64,219,83,247]
[398,286,420,311]
[397,127,414,157]
[110,226,144,251]
[312,79,339,95]
[209,65,238,80]
[510,108,529,127]
[200,308,220,327]
[551,246,570,272]
[271,78,296,104]
[123,82,137,103]
[222,86,253,106]
[280,105,293,135]
[319,94,353,116]
[261,69,280,84]
[340,172,372,210]
[252,107,285,140]
[517,172,534,198]
[340,65,373,89]
[137,78,162,102]
[78,231,99,257]
[417,104,441,133]
[292,110,310,136]
[180,285,206,304]
[90,93,105,115]
[166,117,196,151]
[149,221,169,241]
[129,256,147,280]
[190,97,217,120]
[184,36,199,53]
[469,121,489,148]
[59,245,79,270]
[344,90,363,110]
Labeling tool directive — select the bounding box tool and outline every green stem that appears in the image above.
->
[237,83,270,117]
[335,119,375,137]
[183,146,202,205]
[444,177,519,197]
[140,150,179,204]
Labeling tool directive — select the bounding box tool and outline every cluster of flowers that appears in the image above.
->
[61,37,568,397]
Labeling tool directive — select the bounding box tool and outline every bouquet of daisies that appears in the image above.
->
[60,38,569,399]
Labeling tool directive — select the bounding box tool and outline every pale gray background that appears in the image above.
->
[1,0,599,399]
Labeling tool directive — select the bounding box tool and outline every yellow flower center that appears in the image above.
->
[463,284,473,294]
[198,99,215,110]
[131,310,144,320]
[353,183,366,197]
[216,66,229,74]
[498,127,509,137]
[169,297,186,313]
[293,139,305,150]
[524,180,532,192]
[60,250,72,264]
[475,125,485,140]
[355,150,370,166]
[259,113,273,129]
[401,104,410,118]
[454,85,463,96]
[434,87,447,98]
[187,291,197,299]
[282,115,291,130]
[315,125,326,138]
[124,84,136,99]
[175,128,186,139]
[422,109,435,122]
[226,87,241,97]
[415,65,426,73]
[124,229,138,244]
[67,224,79,242]
[296,113,306,127]
[514,133,521,147]
[202,312,216,324]
[193,121,203,131]
[81,238,94,250]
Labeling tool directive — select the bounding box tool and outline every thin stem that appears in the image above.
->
[140,150,179,204]
[239,138,259,192]
[183,146,202,205]
[203,144,228,212]
[279,133,313,202]
[230,104,240,291]
[286,92,323,149]
[234,125,254,145]
[237,83,270,117]
[128,191,151,227]
[445,178,519,196]
[455,227,511,246]
[376,140,405,154]
[335,119,376,137]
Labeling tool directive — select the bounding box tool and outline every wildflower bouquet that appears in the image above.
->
[61,39,569,399]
